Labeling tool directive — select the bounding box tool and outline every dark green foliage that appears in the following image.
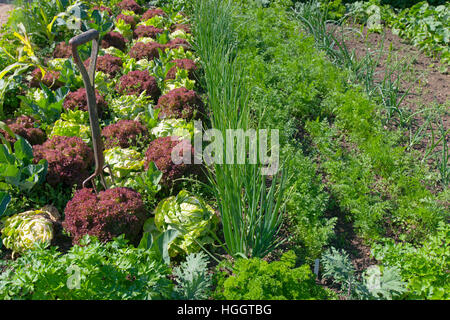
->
[285,147,336,263]
[3,182,75,218]
[321,247,406,300]
[372,222,450,300]
[214,251,333,300]
[379,0,446,8]
[0,134,47,192]
[233,1,448,269]
[172,252,212,300]
[0,235,173,300]
[193,0,292,259]
[234,1,339,261]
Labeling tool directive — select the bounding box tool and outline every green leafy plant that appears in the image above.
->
[81,7,114,37]
[150,118,195,141]
[0,235,173,300]
[108,92,153,122]
[139,228,180,265]
[321,247,406,300]
[345,0,450,66]
[104,147,145,180]
[49,109,91,142]
[1,208,57,255]
[0,128,47,192]
[9,0,73,47]
[147,190,219,258]
[214,250,333,300]
[162,68,196,94]
[0,192,10,219]
[388,1,450,66]
[172,252,212,300]
[54,58,83,90]
[19,84,69,127]
[372,222,449,300]
[125,161,163,205]
[114,18,133,40]
[193,0,291,259]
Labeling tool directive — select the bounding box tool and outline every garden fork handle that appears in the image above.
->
[69,30,107,191]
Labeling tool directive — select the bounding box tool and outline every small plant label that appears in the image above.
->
[314,259,320,276]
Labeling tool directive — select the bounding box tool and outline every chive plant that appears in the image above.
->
[192,0,290,259]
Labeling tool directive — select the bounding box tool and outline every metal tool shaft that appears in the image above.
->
[70,30,112,192]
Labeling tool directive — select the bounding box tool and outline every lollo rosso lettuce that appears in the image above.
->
[84,54,123,78]
[33,136,94,188]
[63,88,108,117]
[118,0,143,14]
[53,42,72,59]
[101,31,127,52]
[129,42,163,61]
[63,187,147,244]
[0,115,46,146]
[116,70,160,101]
[101,119,148,149]
[165,59,197,80]
[171,23,192,34]
[166,38,191,51]
[149,190,219,257]
[29,68,63,90]
[1,207,60,255]
[142,8,166,21]
[133,25,164,39]
[156,87,204,120]
[144,136,199,186]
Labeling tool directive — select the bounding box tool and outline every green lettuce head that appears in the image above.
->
[162,68,195,95]
[163,46,197,64]
[47,58,70,71]
[1,209,57,255]
[150,118,195,141]
[131,37,156,46]
[95,71,116,94]
[114,18,133,40]
[169,29,193,43]
[104,147,145,180]
[102,47,128,61]
[109,92,153,122]
[138,15,166,29]
[49,109,91,143]
[151,190,218,257]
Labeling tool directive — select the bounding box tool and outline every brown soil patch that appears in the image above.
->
[0,4,13,26]
[335,23,449,112]
[330,23,449,174]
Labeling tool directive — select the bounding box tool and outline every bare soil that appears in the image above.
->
[327,23,449,173]
[0,4,13,26]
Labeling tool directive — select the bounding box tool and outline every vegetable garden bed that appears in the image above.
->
[0,0,448,301]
